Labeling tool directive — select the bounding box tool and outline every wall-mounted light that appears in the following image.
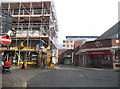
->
[41,46,45,49]
[116,40,119,43]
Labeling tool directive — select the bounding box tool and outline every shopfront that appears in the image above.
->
[113,49,120,70]
[86,50,112,68]
[76,38,120,70]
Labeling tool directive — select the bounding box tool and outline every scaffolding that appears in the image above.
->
[1,0,58,66]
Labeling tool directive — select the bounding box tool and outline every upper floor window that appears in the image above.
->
[71,45,73,47]
[67,45,69,47]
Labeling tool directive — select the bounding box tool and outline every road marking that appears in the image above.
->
[13,74,27,87]
[12,76,17,87]
[78,74,84,77]
[23,81,27,87]
[58,67,82,70]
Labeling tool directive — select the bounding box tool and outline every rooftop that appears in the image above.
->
[1,0,52,2]
[96,21,120,40]
[66,36,99,39]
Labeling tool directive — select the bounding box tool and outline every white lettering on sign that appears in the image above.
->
[1,38,11,42]
[95,41,102,47]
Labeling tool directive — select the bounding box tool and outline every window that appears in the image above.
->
[71,45,73,47]
[67,45,69,47]
[63,45,65,47]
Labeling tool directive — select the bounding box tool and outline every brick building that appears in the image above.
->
[76,21,120,70]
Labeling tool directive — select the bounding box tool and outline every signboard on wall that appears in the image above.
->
[0,35,11,45]
[87,50,111,55]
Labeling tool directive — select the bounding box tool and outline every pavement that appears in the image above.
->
[2,65,50,88]
[55,64,115,71]
[2,73,25,87]
[2,65,26,88]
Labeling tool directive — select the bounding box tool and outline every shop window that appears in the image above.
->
[115,50,120,59]
[104,55,111,60]
[115,64,120,67]
[114,59,120,63]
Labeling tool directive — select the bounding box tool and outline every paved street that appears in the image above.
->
[1,65,119,88]
[27,66,119,87]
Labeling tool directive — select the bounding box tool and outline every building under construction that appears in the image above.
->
[1,0,58,67]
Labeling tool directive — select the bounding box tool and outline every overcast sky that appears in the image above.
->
[1,0,120,49]
[54,0,119,46]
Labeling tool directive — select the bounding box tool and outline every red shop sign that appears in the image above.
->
[87,50,111,55]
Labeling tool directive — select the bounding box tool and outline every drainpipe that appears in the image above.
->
[71,52,74,64]
[83,52,86,67]
[112,49,116,70]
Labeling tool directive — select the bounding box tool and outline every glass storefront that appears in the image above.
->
[114,50,120,68]
[115,50,120,63]
[87,51,112,68]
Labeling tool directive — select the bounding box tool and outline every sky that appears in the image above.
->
[53,0,119,48]
[1,0,120,49]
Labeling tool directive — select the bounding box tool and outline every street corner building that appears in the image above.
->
[58,22,120,70]
[0,0,58,67]
[75,21,120,70]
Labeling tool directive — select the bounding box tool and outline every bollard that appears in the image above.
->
[50,63,55,70]
[24,62,28,69]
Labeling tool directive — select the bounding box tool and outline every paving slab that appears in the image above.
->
[2,67,50,88]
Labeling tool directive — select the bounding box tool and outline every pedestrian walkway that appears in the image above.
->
[2,66,50,88]
[2,73,26,87]
[55,64,114,71]
[2,66,26,88]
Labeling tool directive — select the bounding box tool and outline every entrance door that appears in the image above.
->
[93,55,102,68]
